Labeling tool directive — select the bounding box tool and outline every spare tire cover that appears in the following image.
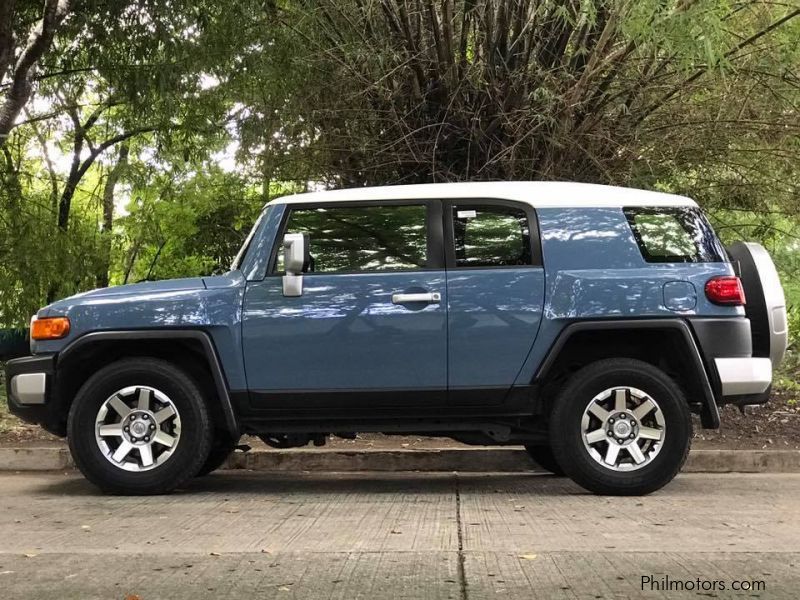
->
[726,241,788,367]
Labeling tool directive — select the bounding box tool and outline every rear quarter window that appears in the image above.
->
[624,207,725,263]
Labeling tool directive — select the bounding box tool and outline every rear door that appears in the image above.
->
[241,200,449,409]
[444,199,546,405]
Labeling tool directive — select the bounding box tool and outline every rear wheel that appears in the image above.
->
[550,358,691,495]
[524,444,564,475]
[68,358,213,495]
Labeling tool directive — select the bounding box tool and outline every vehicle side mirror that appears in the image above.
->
[282,233,308,297]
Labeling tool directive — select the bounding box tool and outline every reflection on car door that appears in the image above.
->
[242,200,449,410]
[444,200,546,405]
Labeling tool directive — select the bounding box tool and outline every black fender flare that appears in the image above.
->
[534,319,719,429]
[58,329,240,437]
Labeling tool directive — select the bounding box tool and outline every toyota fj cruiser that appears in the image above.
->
[5,182,788,495]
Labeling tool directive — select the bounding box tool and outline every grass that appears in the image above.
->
[775,345,800,404]
[0,363,15,434]
[774,303,800,405]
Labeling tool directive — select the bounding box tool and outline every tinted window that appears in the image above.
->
[624,207,725,263]
[276,204,427,273]
[452,205,532,267]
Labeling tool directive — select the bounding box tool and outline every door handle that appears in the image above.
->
[392,292,442,304]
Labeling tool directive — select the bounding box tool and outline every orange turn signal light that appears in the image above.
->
[31,317,71,340]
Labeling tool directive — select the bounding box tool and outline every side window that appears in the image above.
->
[452,204,533,267]
[624,207,725,263]
[275,204,428,273]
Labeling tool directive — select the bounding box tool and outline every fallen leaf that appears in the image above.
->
[518,554,537,561]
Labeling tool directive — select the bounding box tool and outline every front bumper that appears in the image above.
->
[5,355,60,432]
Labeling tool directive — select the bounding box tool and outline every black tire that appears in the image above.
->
[550,358,691,496]
[196,433,238,477]
[67,357,213,495]
[524,444,564,475]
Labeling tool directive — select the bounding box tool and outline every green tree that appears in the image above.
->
[262,0,798,216]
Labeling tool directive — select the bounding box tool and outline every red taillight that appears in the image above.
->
[705,276,746,305]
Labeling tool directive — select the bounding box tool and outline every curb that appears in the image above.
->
[2,447,800,473]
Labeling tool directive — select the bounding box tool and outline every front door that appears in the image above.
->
[444,200,546,405]
[242,200,448,409]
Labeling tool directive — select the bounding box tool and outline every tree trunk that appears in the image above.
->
[57,124,151,231]
[96,144,129,288]
[0,0,70,146]
[0,0,16,79]
[57,147,82,231]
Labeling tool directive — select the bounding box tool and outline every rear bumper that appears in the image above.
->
[4,355,61,433]
[689,317,772,407]
[714,357,772,396]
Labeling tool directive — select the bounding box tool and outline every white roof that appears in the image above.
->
[272,182,696,208]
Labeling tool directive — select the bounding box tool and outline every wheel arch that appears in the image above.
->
[534,319,719,428]
[55,330,240,438]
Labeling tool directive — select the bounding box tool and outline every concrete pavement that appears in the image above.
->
[0,471,798,598]
[4,446,800,473]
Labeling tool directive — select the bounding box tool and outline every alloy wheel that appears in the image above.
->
[94,385,182,472]
[580,386,666,471]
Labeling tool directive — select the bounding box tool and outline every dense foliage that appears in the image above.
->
[0,1,798,332]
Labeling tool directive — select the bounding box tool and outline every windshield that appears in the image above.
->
[231,205,272,271]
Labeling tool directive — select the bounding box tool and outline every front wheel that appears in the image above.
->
[550,358,691,496]
[68,358,213,495]
[196,433,239,477]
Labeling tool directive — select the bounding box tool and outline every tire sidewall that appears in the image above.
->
[68,358,212,494]
[524,444,564,475]
[551,360,691,495]
[196,433,238,477]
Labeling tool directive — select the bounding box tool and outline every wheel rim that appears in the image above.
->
[94,386,182,472]
[580,386,666,472]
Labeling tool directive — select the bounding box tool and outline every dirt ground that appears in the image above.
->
[2,389,798,450]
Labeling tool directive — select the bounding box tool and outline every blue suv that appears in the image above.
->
[5,182,788,495]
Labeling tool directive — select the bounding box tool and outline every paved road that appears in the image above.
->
[0,472,798,599]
